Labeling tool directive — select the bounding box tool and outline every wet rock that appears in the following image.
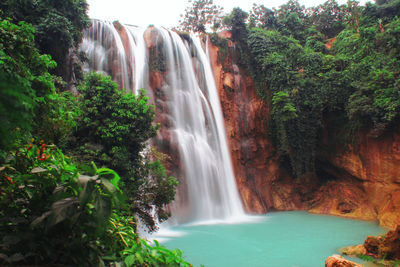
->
[317,131,400,228]
[364,236,381,256]
[380,225,400,260]
[309,181,376,221]
[362,225,400,260]
[208,37,303,213]
[327,133,400,228]
[325,255,362,267]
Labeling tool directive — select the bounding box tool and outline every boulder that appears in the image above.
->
[325,255,363,267]
[340,245,366,256]
[363,225,400,260]
[364,236,381,257]
[380,225,400,260]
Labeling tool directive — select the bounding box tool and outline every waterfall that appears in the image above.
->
[80,20,148,93]
[81,20,245,223]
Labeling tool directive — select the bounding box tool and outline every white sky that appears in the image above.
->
[86,0,370,28]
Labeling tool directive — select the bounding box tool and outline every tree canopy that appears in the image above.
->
[74,73,178,231]
[178,0,224,32]
[0,0,90,84]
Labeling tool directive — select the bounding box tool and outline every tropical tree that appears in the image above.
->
[179,0,224,32]
[309,0,346,37]
[0,18,77,156]
[223,8,249,43]
[74,73,178,231]
[0,0,90,85]
[249,4,280,30]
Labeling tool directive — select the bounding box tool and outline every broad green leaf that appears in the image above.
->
[78,176,96,207]
[47,197,78,227]
[124,254,135,266]
[97,167,121,190]
[135,252,144,264]
[94,195,111,229]
[100,177,117,194]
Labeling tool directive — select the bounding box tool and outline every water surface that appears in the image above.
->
[158,211,385,267]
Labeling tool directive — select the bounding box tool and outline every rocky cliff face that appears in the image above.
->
[311,132,400,228]
[208,32,400,228]
[208,33,304,214]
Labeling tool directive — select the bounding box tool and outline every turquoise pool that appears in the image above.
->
[156,211,385,267]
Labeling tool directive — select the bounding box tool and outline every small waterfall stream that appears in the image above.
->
[81,20,245,224]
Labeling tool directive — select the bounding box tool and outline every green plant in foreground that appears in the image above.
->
[357,254,375,261]
[0,142,190,266]
[0,141,123,265]
[102,213,191,267]
[357,253,400,266]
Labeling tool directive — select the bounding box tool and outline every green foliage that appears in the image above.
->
[0,0,90,81]
[333,18,400,131]
[305,30,329,53]
[275,0,308,21]
[104,213,191,266]
[357,253,400,266]
[272,91,298,121]
[375,0,400,21]
[178,0,224,33]
[210,33,229,68]
[223,8,249,44]
[0,3,185,267]
[0,142,122,265]
[0,142,189,266]
[76,73,157,175]
[309,0,346,37]
[357,254,375,261]
[249,4,279,30]
[74,72,177,231]
[222,8,252,70]
[0,19,39,151]
[247,26,326,177]
[0,19,77,155]
[345,0,362,32]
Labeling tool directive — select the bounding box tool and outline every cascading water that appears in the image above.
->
[81,20,245,223]
[157,29,244,222]
[81,20,148,93]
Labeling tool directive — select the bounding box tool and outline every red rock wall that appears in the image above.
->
[208,36,304,214]
[311,132,400,228]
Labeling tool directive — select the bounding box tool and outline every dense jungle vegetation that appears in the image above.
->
[0,0,187,266]
[217,0,400,179]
